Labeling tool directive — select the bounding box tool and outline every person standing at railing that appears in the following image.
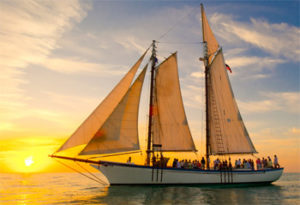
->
[274,155,280,168]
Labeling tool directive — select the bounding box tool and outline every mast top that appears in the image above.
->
[151,40,157,60]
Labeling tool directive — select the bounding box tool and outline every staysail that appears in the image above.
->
[208,49,257,155]
[79,66,147,155]
[152,53,196,152]
[201,4,219,64]
[56,51,148,153]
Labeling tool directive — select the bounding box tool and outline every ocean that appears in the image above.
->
[0,172,299,205]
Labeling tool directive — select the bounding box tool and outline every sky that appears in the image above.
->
[0,0,299,173]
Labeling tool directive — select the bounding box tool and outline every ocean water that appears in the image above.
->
[0,172,299,205]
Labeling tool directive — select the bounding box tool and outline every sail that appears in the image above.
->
[79,66,147,155]
[152,53,196,152]
[56,51,148,153]
[201,4,219,64]
[208,49,257,155]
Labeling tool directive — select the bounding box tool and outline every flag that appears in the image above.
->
[225,64,232,73]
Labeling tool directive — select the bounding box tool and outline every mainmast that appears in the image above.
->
[146,40,157,166]
[204,43,210,169]
[201,4,211,169]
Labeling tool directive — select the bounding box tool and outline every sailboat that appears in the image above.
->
[50,4,283,185]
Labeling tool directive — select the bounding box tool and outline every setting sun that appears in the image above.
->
[25,156,34,167]
[0,138,61,173]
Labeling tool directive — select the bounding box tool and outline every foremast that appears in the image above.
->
[146,40,157,165]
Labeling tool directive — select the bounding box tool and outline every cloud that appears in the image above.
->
[202,11,299,79]
[226,56,285,70]
[114,36,149,55]
[0,0,91,129]
[0,0,90,68]
[225,55,285,79]
[43,91,99,110]
[209,13,300,62]
[181,84,204,109]
[290,127,300,135]
[238,92,300,114]
[190,72,204,79]
[43,57,125,75]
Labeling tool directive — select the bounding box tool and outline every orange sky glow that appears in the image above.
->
[1,134,299,173]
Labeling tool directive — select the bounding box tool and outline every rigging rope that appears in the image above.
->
[158,41,204,45]
[157,7,198,40]
[75,161,107,185]
[53,158,107,186]
[88,150,142,159]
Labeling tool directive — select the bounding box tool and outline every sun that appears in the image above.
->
[25,156,34,167]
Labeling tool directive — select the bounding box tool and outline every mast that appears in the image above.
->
[146,40,157,166]
[201,4,210,169]
[204,43,210,169]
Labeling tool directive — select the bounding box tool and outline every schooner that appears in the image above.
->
[50,4,283,185]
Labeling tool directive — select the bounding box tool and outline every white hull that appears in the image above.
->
[91,161,283,185]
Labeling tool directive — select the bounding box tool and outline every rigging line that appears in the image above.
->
[88,150,142,159]
[158,41,204,45]
[75,161,107,185]
[252,154,259,159]
[53,158,106,186]
[194,152,200,161]
[157,7,198,41]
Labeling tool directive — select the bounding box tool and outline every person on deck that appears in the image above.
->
[180,160,185,168]
[267,156,273,168]
[213,159,218,170]
[172,158,177,168]
[127,157,132,164]
[274,155,280,168]
[262,157,266,168]
[256,158,261,170]
[176,159,181,168]
[237,159,241,168]
[201,157,205,169]
[183,160,188,169]
[188,160,192,169]
[152,155,157,167]
[250,159,254,170]
[207,157,210,170]
[228,159,232,170]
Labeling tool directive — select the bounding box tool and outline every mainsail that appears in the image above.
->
[152,53,196,152]
[201,4,256,155]
[207,49,257,155]
[80,66,147,155]
[56,51,148,153]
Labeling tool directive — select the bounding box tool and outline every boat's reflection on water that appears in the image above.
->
[90,184,284,205]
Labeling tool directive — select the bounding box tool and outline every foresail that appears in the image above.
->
[56,51,148,153]
[79,66,147,155]
[153,53,196,152]
[208,49,257,155]
[201,4,219,64]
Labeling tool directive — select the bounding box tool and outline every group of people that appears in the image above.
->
[172,157,207,169]
[129,154,280,170]
[170,155,280,170]
[255,155,280,169]
[232,155,280,170]
[213,158,233,170]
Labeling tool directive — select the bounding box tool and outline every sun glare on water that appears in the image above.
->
[25,156,34,167]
